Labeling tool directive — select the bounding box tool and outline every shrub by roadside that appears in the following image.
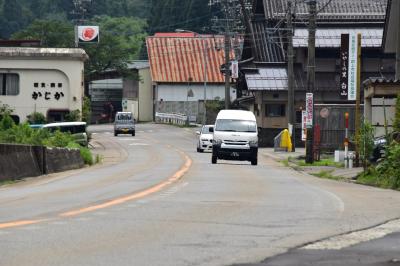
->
[0,114,95,166]
[357,142,400,190]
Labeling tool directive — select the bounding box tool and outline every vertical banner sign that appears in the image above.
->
[305,93,313,128]
[340,34,349,99]
[231,60,239,79]
[301,110,307,141]
[348,33,358,101]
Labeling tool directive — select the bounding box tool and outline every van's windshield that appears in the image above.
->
[116,113,133,122]
[215,119,257,132]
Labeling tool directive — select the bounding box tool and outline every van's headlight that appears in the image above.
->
[249,140,258,146]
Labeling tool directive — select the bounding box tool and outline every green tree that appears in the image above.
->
[11,19,74,47]
[149,0,213,34]
[12,16,147,79]
[0,0,24,38]
[83,15,147,77]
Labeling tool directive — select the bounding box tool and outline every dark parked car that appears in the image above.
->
[370,132,400,162]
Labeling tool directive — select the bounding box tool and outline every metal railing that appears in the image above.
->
[155,112,188,125]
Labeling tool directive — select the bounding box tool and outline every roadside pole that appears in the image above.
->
[287,1,296,152]
[203,39,208,125]
[355,33,362,167]
[305,0,316,164]
[344,112,349,168]
[224,30,231,109]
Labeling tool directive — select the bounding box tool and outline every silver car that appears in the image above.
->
[114,112,135,136]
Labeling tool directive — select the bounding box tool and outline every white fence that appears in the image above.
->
[155,112,188,125]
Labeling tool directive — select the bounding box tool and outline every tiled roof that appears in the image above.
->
[264,0,387,21]
[293,28,383,48]
[146,35,234,83]
[246,68,288,90]
[252,19,285,62]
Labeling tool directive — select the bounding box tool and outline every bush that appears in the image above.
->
[376,143,400,189]
[356,120,375,168]
[0,123,51,145]
[79,147,94,165]
[27,112,46,124]
[0,113,15,130]
[82,96,92,123]
[65,109,81,122]
[43,130,76,148]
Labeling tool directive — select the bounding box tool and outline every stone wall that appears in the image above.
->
[0,144,84,182]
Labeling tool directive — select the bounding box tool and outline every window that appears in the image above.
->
[215,119,257,133]
[0,74,20,96]
[265,104,286,117]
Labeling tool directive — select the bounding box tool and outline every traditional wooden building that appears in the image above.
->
[238,0,394,147]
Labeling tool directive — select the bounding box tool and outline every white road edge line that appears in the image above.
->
[302,218,400,250]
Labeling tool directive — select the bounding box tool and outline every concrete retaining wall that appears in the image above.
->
[0,144,84,182]
[46,147,84,174]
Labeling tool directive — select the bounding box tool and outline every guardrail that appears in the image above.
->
[155,112,188,125]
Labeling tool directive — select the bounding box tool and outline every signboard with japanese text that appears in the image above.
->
[305,93,313,128]
[347,33,359,101]
[301,110,307,141]
[231,60,239,79]
[340,34,349,99]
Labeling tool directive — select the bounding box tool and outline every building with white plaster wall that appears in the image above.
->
[0,48,88,123]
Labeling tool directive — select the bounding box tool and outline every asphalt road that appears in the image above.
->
[0,123,400,266]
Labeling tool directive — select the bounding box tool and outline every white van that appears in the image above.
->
[210,110,258,165]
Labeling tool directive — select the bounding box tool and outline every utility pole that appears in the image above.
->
[287,1,296,152]
[396,0,400,80]
[203,39,208,124]
[224,18,231,109]
[305,0,316,164]
[355,33,362,167]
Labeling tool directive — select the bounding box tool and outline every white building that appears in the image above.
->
[0,48,88,123]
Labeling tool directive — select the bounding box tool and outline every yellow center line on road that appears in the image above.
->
[59,150,192,217]
[0,149,192,228]
[0,219,49,229]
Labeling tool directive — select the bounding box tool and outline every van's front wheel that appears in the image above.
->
[251,158,257,165]
[211,155,217,164]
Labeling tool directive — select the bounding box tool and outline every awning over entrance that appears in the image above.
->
[245,68,288,91]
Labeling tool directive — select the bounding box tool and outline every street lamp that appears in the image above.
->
[175,29,208,125]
